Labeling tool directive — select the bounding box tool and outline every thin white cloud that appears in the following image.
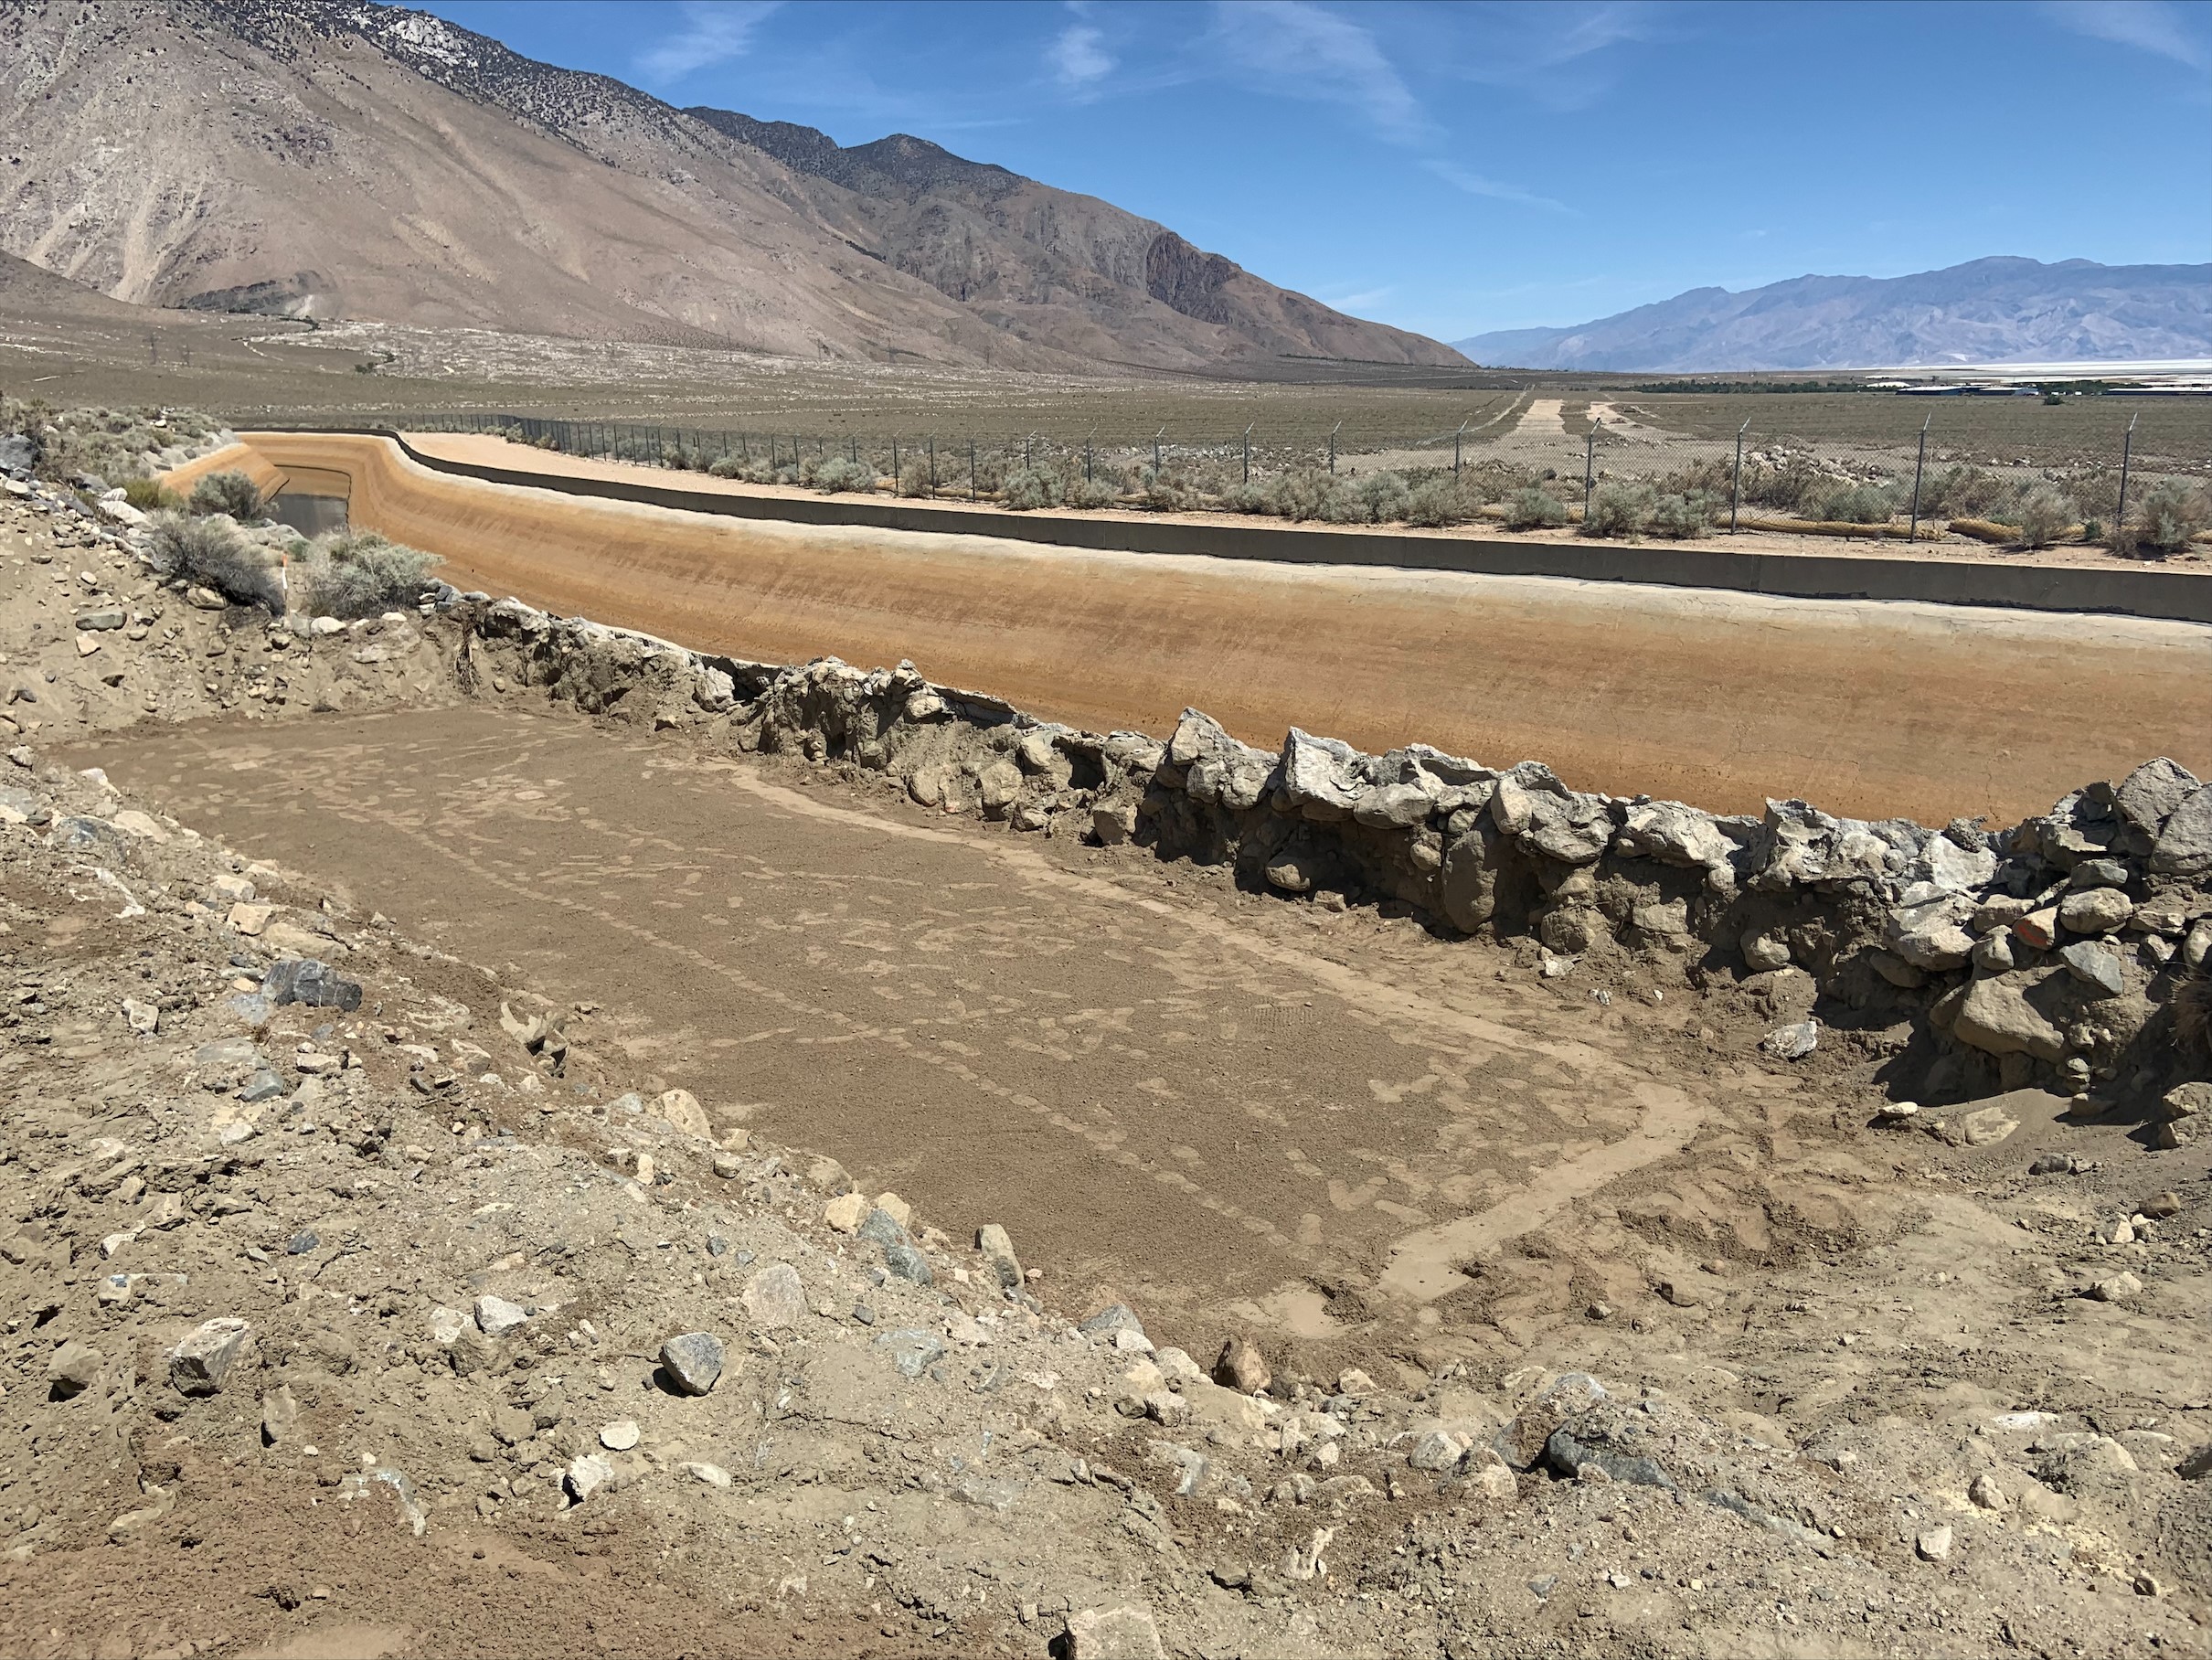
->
[1426,159,1574,216]
[2041,0,2208,68]
[1051,18,1116,90]
[1212,0,1430,144]
[634,1,780,85]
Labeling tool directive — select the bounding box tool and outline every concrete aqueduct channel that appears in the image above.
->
[169,430,2212,826]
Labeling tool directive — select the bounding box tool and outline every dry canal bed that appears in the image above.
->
[69,703,1826,1366]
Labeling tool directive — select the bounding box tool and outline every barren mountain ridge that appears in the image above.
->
[0,0,1462,371]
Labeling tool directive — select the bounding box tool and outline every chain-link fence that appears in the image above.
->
[324,400,2212,553]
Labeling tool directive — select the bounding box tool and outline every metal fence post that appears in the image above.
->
[2115,412,2138,539]
[1907,414,1930,540]
[1329,420,1341,474]
[1582,420,1600,508]
[927,435,935,497]
[1085,433,1094,484]
[1731,418,1749,533]
[1453,419,1469,477]
[1154,427,1165,477]
[892,436,899,484]
[969,438,976,501]
[1241,423,1252,484]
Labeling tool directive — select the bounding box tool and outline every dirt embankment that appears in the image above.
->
[167,433,2212,827]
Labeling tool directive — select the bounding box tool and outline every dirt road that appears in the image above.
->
[168,433,2212,825]
[73,705,1785,1358]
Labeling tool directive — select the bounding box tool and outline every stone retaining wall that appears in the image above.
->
[463,598,2212,1114]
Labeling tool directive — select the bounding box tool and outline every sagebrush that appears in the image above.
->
[296,530,443,619]
[148,511,282,609]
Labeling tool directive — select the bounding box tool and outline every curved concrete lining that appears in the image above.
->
[168,432,2212,825]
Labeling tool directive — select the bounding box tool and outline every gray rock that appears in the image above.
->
[1263,848,1319,894]
[977,760,1022,814]
[1617,800,1736,877]
[2149,784,2212,878]
[2058,887,2132,936]
[2114,757,2198,835]
[1544,1425,1675,1490]
[46,1339,103,1396]
[1522,793,1611,866]
[1090,801,1137,846]
[171,1317,252,1396]
[261,958,362,1012]
[743,1262,807,1329]
[1741,930,1792,971]
[1213,1335,1271,1394]
[474,1295,529,1337]
[1890,919,1974,971]
[261,1383,301,1444]
[1062,1605,1167,1660]
[1352,782,1433,829]
[2068,857,2131,889]
[1278,728,1362,817]
[2058,940,2125,997]
[1760,1020,1819,1061]
[875,1327,947,1379]
[975,1222,1023,1290]
[1439,826,1503,931]
[1079,1303,1147,1343]
[1408,1430,1473,1472]
[856,1208,912,1250]
[75,609,126,632]
[1915,835,1998,893]
[883,1243,934,1285]
[659,1331,725,1396]
[565,1453,613,1503]
[1951,973,2066,1061]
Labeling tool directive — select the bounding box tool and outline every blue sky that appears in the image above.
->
[414,0,2212,343]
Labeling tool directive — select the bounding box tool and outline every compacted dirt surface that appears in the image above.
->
[166,433,2212,828]
[5,461,2212,1660]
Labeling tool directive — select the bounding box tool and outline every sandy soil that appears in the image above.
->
[168,434,2212,827]
[71,705,1755,1362]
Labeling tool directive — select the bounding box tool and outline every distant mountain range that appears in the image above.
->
[0,0,1461,373]
[1453,259,2212,372]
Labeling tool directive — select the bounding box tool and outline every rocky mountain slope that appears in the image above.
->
[1456,258,2212,372]
[0,0,1459,373]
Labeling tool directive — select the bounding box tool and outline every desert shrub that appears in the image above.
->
[122,477,182,513]
[1136,467,1194,511]
[1504,484,1569,531]
[297,529,443,618]
[1268,469,1332,521]
[897,459,935,498]
[1066,475,1120,510]
[1580,482,1654,537]
[813,456,875,495]
[1650,491,1717,538]
[1920,463,2013,520]
[190,469,266,520]
[1354,470,1410,525]
[1218,478,1273,514]
[2129,479,2211,555]
[1654,456,1736,499]
[2015,488,2076,549]
[2058,465,2120,523]
[1000,467,1061,511]
[148,510,282,608]
[1819,484,1897,525]
[707,455,741,479]
[1404,474,1484,527]
[1738,452,1825,513]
